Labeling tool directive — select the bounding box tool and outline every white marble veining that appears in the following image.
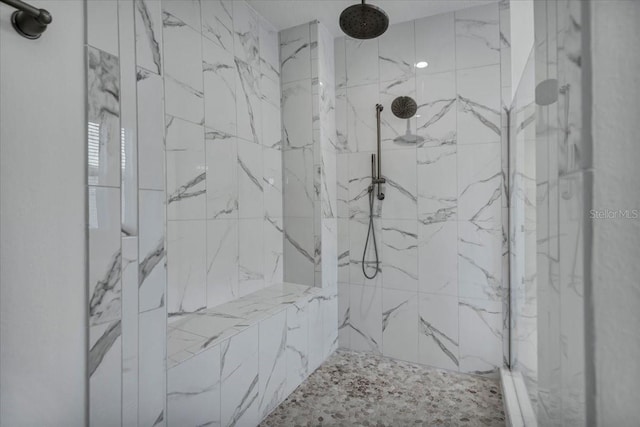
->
[348,283,382,353]
[168,345,221,427]
[378,21,415,83]
[121,236,138,426]
[233,1,260,69]
[87,46,121,188]
[135,0,163,75]
[88,186,121,326]
[89,320,122,427]
[416,71,457,147]
[381,220,418,292]
[259,17,280,83]
[283,149,314,218]
[418,221,458,297]
[207,219,239,307]
[458,297,502,376]
[221,324,260,427]
[139,189,166,312]
[285,299,310,384]
[259,310,288,418]
[162,0,200,31]
[235,59,262,145]
[283,217,315,286]
[280,23,311,84]
[381,149,418,220]
[282,81,313,150]
[346,84,379,153]
[238,218,264,296]
[417,145,457,223]
[202,0,233,51]
[163,10,203,94]
[237,140,264,219]
[382,289,419,363]
[139,307,167,426]
[457,65,502,145]
[455,3,500,69]
[137,68,165,191]
[167,220,207,315]
[206,131,237,219]
[203,37,236,136]
[166,148,206,221]
[345,38,378,87]
[418,293,459,371]
[264,216,284,286]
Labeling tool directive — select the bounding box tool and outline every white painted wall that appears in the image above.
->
[591,1,640,424]
[0,2,87,426]
[509,0,534,99]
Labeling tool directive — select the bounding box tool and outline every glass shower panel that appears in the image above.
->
[508,48,538,411]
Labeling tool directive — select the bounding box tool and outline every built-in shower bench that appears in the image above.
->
[166,282,338,426]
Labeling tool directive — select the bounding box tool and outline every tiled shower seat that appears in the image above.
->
[166,283,338,427]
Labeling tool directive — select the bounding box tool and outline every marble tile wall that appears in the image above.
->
[281,21,338,295]
[161,0,284,318]
[87,0,284,425]
[166,285,336,426]
[335,3,509,377]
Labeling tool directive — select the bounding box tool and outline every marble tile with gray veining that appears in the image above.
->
[139,189,166,312]
[89,321,122,426]
[167,344,221,427]
[378,20,415,83]
[206,130,237,220]
[135,0,163,75]
[417,145,457,224]
[201,0,233,52]
[233,0,259,69]
[457,65,501,145]
[458,298,503,376]
[280,23,311,84]
[381,220,418,292]
[235,59,262,145]
[221,324,260,427]
[207,218,239,307]
[418,293,459,371]
[455,3,500,69]
[203,37,236,136]
[416,71,457,148]
[262,350,505,426]
[87,46,120,188]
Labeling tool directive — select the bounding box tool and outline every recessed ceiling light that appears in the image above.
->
[415,61,429,69]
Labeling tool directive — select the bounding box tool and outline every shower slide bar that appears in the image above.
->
[0,0,52,39]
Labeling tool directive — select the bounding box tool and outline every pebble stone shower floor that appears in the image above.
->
[260,350,505,427]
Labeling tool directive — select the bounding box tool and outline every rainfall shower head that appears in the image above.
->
[391,96,418,119]
[339,0,389,40]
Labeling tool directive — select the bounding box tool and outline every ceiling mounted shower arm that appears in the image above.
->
[1,0,52,39]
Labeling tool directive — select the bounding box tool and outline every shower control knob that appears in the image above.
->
[378,193,385,200]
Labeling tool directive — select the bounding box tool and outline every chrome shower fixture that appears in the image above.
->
[361,104,385,280]
[339,0,389,40]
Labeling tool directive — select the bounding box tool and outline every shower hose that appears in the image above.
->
[362,185,380,279]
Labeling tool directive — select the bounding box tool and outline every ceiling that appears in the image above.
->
[247,0,497,38]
